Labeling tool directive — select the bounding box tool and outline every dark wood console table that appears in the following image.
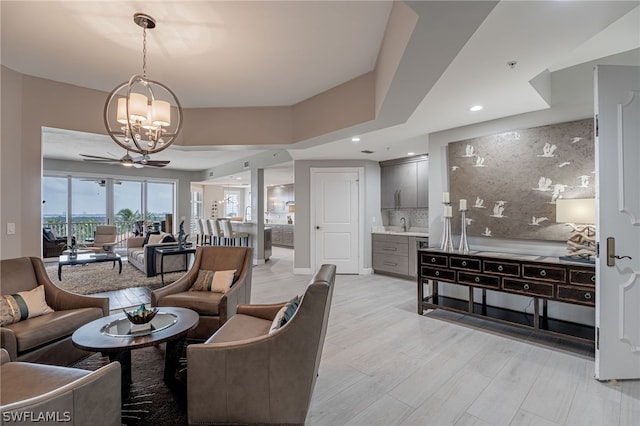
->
[418,249,595,341]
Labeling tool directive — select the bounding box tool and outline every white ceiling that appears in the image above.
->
[3,1,639,181]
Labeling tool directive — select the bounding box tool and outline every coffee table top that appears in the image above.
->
[72,307,199,353]
[59,252,121,266]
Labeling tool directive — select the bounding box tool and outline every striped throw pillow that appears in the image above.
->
[0,285,54,326]
[190,270,236,293]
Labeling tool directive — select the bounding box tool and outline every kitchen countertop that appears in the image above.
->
[372,226,429,238]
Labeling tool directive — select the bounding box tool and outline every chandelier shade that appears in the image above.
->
[103,13,182,156]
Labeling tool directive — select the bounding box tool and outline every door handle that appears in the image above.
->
[607,236,633,267]
[315,226,321,230]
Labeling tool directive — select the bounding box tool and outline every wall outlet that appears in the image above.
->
[7,223,15,235]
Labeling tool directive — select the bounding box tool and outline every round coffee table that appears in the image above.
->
[72,307,199,399]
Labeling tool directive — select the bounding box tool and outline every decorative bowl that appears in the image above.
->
[122,304,158,324]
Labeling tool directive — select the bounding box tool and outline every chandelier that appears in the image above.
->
[103,13,182,155]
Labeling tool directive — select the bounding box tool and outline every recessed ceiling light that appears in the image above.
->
[469,105,483,112]
[408,152,415,156]
[236,177,242,180]
[351,137,361,142]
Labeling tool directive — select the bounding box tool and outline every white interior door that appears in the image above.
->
[595,65,640,380]
[311,168,360,274]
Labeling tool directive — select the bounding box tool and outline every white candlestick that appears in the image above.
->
[445,205,453,218]
[459,199,467,210]
[443,192,450,203]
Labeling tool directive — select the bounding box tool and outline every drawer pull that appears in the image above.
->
[498,265,504,272]
[431,257,437,263]
[435,271,440,277]
[591,276,596,283]
[584,292,592,300]
[462,261,467,267]
[474,276,480,283]
[383,247,397,251]
[383,262,397,267]
[523,284,530,290]
[540,270,547,277]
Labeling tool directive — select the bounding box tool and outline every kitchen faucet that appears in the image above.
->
[400,217,407,232]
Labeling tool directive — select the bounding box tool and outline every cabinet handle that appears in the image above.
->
[591,275,596,283]
[584,292,592,300]
[540,270,547,277]
[435,271,440,277]
[498,265,504,272]
[474,276,480,283]
[383,247,397,251]
[431,257,437,263]
[383,262,397,267]
[462,261,467,267]
[523,284,530,290]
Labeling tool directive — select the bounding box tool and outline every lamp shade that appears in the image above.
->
[556,198,596,224]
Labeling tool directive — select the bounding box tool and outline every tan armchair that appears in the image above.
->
[0,257,109,365]
[151,246,253,340]
[85,225,117,253]
[187,264,336,426]
[0,349,121,425]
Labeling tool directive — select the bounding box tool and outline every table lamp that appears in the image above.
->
[555,198,596,263]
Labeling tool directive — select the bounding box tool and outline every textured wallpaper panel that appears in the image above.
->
[448,119,594,241]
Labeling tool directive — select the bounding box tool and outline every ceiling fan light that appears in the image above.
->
[151,100,171,126]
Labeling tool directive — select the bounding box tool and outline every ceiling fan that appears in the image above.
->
[80,178,122,187]
[80,152,170,168]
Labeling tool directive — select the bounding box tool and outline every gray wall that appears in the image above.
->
[294,159,383,272]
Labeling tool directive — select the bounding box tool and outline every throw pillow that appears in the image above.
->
[43,228,56,241]
[190,270,236,293]
[0,285,54,326]
[268,295,300,334]
[147,233,165,245]
[161,234,176,243]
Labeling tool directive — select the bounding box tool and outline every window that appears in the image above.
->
[223,188,241,218]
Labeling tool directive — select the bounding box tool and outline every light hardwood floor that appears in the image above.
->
[95,247,638,425]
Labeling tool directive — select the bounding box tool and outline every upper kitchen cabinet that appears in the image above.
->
[380,155,428,209]
[267,184,294,213]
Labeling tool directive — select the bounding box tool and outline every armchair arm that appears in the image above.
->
[0,328,17,361]
[151,270,194,306]
[237,303,286,321]
[0,348,10,365]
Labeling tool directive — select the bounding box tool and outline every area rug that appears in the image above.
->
[74,345,187,425]
[45,262,186,295]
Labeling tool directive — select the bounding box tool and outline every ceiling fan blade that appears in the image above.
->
[82,159,119,163]
[80,154,119,161]
[133,163,144,169]
[144,160,170,167]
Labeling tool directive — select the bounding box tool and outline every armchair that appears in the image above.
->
[42,227,68,258]
[187,264,336,425]
[85,225,117,253]
[151,246,253,340]
[0,349,121,425]
[1,257,109,365]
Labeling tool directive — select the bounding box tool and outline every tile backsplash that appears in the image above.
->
[383,208,428,228]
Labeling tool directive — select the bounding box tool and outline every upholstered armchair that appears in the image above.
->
[0,349,121,425]
[0,257,109,365]
[187,264,336,426]
[85,225,117,253]
[42,227,68,258]
[151,246,253,340]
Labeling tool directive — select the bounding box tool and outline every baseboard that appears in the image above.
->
[361,268,374,275]
[293,267,313,275]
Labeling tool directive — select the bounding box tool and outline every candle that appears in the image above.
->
[443,192,450,203]
[445,205,453,217]
[460,199,467,210]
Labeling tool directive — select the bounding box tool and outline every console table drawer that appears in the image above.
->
[421,253,448,267]
[557,285,595,306]
[569,270,596,287]
[502,278,554,298]
[523,265,566,282]
[450,257,481,271]
[458,272,500,289]
[421,267,455,282]
[484,260,520,276]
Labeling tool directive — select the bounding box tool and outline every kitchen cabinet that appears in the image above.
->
[267,184,294,213]
[380,156,428,209]
[373,234,421,279]
[271,224,294,248]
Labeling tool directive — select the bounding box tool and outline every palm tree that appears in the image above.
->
[116,208,142,237]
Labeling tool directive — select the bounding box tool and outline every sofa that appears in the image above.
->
[0,257,109,366]
[0,349,121,425]
[187,264,336,425]
[152,246,253,340]
[127,233,187,277]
